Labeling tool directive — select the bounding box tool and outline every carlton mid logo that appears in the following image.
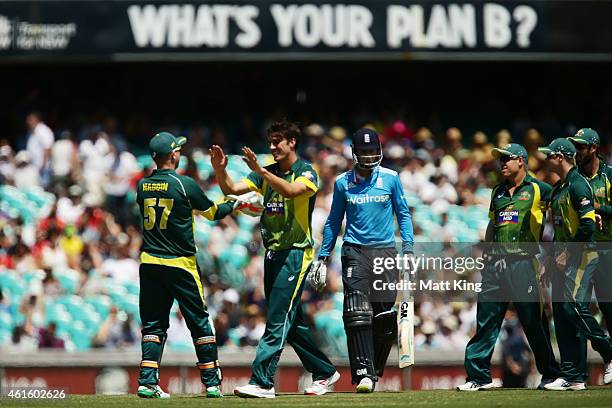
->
[498,210,519,224]
[347,194,390,205]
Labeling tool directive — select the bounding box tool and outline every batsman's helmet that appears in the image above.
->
[351,128,382,170]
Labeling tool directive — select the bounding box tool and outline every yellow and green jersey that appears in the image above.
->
[137,169,233,258]
[488,175,551,254]
[550,167,596,242]
[243,159,318,251]
[579,159,612,241]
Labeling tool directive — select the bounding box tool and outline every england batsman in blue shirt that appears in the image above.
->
[307,128,414,393]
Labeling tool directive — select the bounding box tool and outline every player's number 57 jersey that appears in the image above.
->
[137,169,232,258]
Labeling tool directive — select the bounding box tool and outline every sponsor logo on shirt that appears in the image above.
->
[595,187,606,198]
[346,194,390,205]
[518,191,531,201]
[579,197,591,207]
[265,201,285,216]
[498,210,519,224]
[301,171,315,181]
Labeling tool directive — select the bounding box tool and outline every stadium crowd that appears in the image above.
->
[0,111,610,358]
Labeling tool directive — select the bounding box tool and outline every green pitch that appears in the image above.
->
[3,389,612,408]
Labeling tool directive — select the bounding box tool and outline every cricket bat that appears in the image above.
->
[397,296,414,368]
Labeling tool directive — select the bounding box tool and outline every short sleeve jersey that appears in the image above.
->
[137,169,221,257]
[243,159,318,251]
[488,174,552,254]
[550,167,596,242]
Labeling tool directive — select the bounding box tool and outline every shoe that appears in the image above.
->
[206,385,223,398]
[538,378,556,390]
[304,371,341,395]
[137,384,170,399]
[456,381,500,391]
[604,361,612,385]
[356,377,374,393]
[234,384,276,398]
[543,378,586,391]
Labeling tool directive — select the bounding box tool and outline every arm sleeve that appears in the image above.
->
[488,185,499,221]
[183,177,233,221]
[294,166,319,198]
[392,174,414,254]
[570,179,596,242]
[243,171,264,194]
[598,166,612,218]
[319,178,346,258]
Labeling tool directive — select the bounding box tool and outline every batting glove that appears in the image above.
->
[307,257,328,292]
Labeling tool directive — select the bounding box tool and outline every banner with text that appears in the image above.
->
[0,1,610,61]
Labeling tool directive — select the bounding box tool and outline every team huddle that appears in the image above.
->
[133,122,612,399]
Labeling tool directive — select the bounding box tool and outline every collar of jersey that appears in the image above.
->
[352,167,379,184]
[275,158,303,175]
[153,169,175,174]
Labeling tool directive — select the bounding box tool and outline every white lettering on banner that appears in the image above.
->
[388,4,476,48]
[483,3,512,47]
[0,14,76,50]
[388,3,536,49]
[271,4,375,48]
[127,4,260,48]
[125,3,537,50]
[513,5,538,47]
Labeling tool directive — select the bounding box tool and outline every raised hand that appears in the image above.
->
[241,146,263,174]
[209,145,228,171]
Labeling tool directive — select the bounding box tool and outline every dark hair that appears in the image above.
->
[267,121,300,148]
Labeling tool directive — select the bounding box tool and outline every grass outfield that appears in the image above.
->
[2,389,612,408]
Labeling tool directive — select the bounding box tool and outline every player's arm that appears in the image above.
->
[184,177,235,221]
[596,165,612,218]
[319,178,346,258]
[242,146,314,198]
[570,179,596,242]
[485,185,498,242]
[209,145,251,195]
[391,174,414,254]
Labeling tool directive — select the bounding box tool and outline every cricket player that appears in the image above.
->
[538,138,612,390]
[568,128,612,332]
[137,132,241,399]
[458,143,561,391]
[210,121,339,398]
[309,128,414,393]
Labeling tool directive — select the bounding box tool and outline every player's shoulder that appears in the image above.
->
[491,182,505,196]
[526,175,552,194]
[295,159,318,178]
[378,166,398,177]
[569,169,593,195]
[334,171,349,187]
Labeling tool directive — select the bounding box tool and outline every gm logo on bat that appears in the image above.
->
[399,302,409,319]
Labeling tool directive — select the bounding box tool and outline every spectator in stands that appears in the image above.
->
[25,111,54,187]
[38,321,65,349]
[501,323,531,388]
[56,185,85,225]
[92,307,137,349]
[51,130,78,192]
[13,150,40,189]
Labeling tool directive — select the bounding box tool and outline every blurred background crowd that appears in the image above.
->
[1,104,611,388]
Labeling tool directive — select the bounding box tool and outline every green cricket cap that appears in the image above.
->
[568,128,600,146]
[491,143,528,160]
[538,138,576,158]
[149,132,187,157]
